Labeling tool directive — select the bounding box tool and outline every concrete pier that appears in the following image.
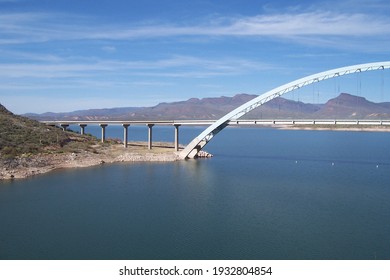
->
[79,124,87,135]
[100,124,108,143]
[174,124,180,151]
[147,124,154,149]
[60,124,69,131]
[123,124,130,148]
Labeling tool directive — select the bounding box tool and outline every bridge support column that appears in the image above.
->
[60,124,69,131]
[100,124,108,143]
[79,124,87,135]
[147,124,154,150]
[174,124,181,151]
[123,124,130,148]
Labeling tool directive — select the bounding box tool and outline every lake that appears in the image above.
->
[1,126,389,259]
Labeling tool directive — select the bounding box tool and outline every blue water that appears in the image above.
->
[1,127,390,260]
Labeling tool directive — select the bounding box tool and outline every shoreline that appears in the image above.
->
[275,124,390,132]
[0,141,181,180]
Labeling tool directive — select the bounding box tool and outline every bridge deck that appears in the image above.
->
[42,119,390,152]
[43,119,390,126]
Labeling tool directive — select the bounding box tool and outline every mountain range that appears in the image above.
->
[24,93,390,121]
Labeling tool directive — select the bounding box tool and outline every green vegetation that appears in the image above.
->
[0,104,98,159]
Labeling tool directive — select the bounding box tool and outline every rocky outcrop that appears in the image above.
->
[196,150,213,158]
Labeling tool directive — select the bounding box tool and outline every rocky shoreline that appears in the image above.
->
[0,141,216,180]
[0,142,181,180]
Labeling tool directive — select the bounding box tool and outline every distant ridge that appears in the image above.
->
[23,93,390,121]
[316,93,390,119]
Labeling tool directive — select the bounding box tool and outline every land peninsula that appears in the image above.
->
[0,104,179,180]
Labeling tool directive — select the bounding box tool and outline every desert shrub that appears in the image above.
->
[0,104,101,159]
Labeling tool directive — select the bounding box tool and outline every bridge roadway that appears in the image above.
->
[43,119,390,152]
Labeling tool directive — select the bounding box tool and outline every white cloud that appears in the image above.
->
[1,10,390,44]
[0,55,273,79]
[80,12,390,41]
[222,12,388,36]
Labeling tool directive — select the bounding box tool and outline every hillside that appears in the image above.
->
[24,93,390,121]
[0,104,97,159]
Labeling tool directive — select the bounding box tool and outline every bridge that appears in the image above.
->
[43,120,213,151]
[179,61,390,159]
[43,118,390,152]
[43,61,390,158]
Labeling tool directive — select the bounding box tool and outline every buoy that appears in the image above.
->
[332,162,335,166]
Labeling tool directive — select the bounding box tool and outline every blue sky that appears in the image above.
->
[1,0,390,114]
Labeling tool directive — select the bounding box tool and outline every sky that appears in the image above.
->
[1,0,390,114]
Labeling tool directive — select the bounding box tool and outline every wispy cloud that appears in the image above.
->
[1,10,390,44]
[221,12,390,36]
[0,55,272,79]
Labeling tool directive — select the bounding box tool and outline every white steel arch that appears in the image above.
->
[180,61,390,159]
